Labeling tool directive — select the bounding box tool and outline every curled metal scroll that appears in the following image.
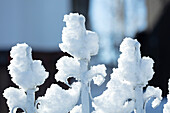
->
[88,73,105,101]
[123,98,136,107]
[12,106,26,113]
[35,99,42,112]
[143,95,161,113]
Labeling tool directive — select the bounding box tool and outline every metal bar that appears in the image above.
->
[79,59,90,113]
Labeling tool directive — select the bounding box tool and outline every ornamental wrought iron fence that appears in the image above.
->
[3,13,170,113]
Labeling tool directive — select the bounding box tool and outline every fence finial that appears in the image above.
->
[3,43,49,113]
[92,38,162,113]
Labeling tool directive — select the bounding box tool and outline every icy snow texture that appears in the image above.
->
[118,38,154,86]
[144,86,162,108]
[70,105,82,113]
[8,43,49,90]
[3,87,26,113]
[55,56,107,86]
[163,79,170,113]
[37,82,81,113]
[59,13,99,61]
[92,71,135,113]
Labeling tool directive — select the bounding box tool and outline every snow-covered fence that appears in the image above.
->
[2,13,170,113]
[92,38,162,113]
[3,43,49,113]
[55,13,107,113]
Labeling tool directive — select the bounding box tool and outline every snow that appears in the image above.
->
[163,79,170,113]
[3,12,165,113]
[56,13,106,86]
[57,13,106,113]
[55,56,81,85]
[3,87,26,113]
[8,43,49,90]
[92,38,162,113]
[87,64,107,86]
[144,86,162,109]
[59,13,99,61]
[37,82,81,113]
[92,71,135,113]
[70,104,82,113]
[146,98,167,113]
[118,38,154,86]
[55,56,107,87]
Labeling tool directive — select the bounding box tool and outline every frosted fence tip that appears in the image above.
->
[8,43,49,90]
[63,13,85,24]
[117,37,155,86]
[10,43,32,59]
[60,13,99,60]
[120,37,141,53]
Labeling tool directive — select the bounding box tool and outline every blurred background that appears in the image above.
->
[1,0,170,112]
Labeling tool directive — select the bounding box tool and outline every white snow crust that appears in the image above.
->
[59,13,99,61]
[70,104,82,113]
[8,43,49,90]
[3,87,26,113]
[37,82,81,113]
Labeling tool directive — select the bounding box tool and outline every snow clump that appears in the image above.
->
[3,87,26,113]
[55,56,107,86]
[92,38,162,113]
[37,82,81,113]
[118,38,154,87]
[8,43,49,90]
[59,13,99,61]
